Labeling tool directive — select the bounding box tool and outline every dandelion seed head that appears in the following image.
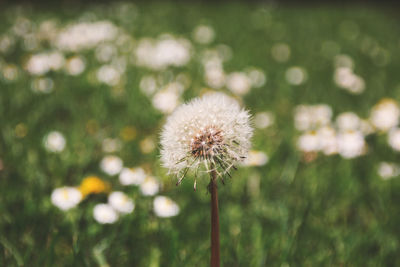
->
[160,92,252,183]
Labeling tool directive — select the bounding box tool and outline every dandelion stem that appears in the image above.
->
[210,168,220,267]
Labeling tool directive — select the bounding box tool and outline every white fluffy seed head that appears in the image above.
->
[160,92,253,183]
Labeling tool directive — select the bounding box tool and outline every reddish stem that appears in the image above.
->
[210,169,220,267]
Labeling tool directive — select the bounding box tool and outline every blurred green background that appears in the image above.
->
[0,2,399,266]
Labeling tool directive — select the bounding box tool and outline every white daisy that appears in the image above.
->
[377,162,400,180]
[119,167,146,186]
[51,187,82,211]
[153,196,180,218]
[108,191,134,214]
[140,176,160,196]
[100,155,123,176]
[93,203,119,224]
[44,131,66,153]
[370,99,400,132]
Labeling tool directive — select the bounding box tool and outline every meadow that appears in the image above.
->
[0,2,399,266]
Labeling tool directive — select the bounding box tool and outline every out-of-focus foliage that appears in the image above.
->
[0,2,399,266]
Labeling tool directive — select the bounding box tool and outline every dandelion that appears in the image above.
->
[160,92,252,267]
[160,92,252,187]
[51,187,82,211]
[153,196,180,218]
[93,203,119,224]
[79,176,110,197]
[108,191,135,214]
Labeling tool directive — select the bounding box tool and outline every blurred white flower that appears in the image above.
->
[193,25,215,44]
[51,187,82,211]
[139,75,158,96]
[370,99,400,132]
[297,131,320,152]
[337,130,366,158]
[377,162,400,180]
[31,77,54,94]
[26,52,65,76]
[294,104,332,131]
[254,111,274,129]
[140,137,156,154]
[65,56,85,76]
[317,126,338,155]
[336,112,361,131]
[334,54,354,69]
[286,67,307,85]
[140,176,160,196]
[243,150,269,166]
[108,191,135,214]
[95,44,117,63]
[96,65,121,86]
[388,128,400,151]
[152,82,183,113]
[44,131,66,153]
[204,65,226,89]
[153,196,180,218]
[2,64,19,81]
[56,21,118,51]
[93,203,119,224]
[247,69,266,88]
[102,138,122,153]
[100,155,123,176]
[135,36,191,70]
[334,67,365,94]
[0,34,15,54]
[226,72,252,95]
[119,167,146,186]
[271,43,291,62]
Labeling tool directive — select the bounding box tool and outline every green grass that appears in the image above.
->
[1,2,400,266]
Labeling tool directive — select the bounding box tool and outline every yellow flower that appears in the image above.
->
[79,176,110,197]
